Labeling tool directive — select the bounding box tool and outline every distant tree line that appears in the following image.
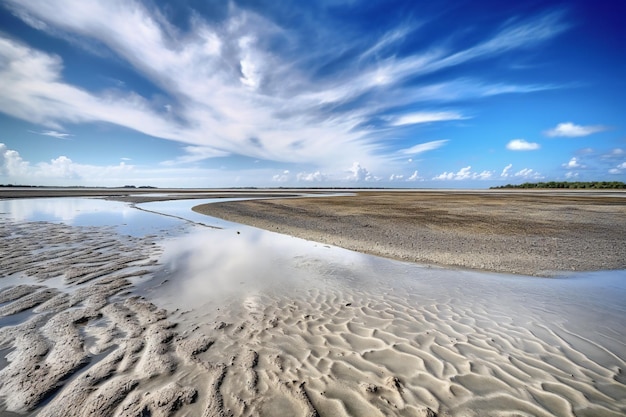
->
[491,181,626,189]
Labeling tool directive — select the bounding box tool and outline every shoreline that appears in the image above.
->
[192,190,626,276]
[3,187,626,275]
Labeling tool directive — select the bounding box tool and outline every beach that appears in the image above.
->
[0,190,625,417]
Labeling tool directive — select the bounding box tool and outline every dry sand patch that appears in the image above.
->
[194,191,626,275]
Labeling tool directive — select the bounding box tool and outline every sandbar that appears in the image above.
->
[193,190,626,276]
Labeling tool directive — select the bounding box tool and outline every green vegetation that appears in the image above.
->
[491,181,626,189]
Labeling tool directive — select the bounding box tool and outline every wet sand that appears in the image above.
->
[193,190,626,276]
[0,187,307,202]
[1,191,625,416]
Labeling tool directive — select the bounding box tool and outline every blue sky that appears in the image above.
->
[0,0,624,188]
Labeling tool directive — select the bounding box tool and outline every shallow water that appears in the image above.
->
[136,197,247,229]
[0,197,183,236]
[152,221,626,339]
[3,196,624,327]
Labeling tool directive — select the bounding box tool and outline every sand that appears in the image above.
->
[0,187,305,202]
[192,190,626,276]
[0,191,625,416]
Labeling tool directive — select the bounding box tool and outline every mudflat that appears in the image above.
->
[194,190,626,276]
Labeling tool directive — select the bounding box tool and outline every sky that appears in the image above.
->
[0,0,624,188]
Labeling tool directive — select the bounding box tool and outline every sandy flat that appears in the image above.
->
[1,192,625,417]
[193,190,626,276]
[0,187,308,201]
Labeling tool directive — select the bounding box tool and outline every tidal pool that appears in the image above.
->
[0,197,183,236]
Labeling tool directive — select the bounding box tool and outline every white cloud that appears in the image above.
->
[390,112,466,127]
[501,163,513,177]
[514,168,542,179]
[297,171,326,182]
[0,1,571,180]
[602,148,625,160]
[479,81,559,96]
[609,162,626,174]
[506,139,540,151]
[39,156,80,179]
[1,142,134,184]
[432,11,568,71]
[544,122,608,137]
[9,7,48,31]
[388,170,422,182]
[0,13,374,171]
[31,130,72,139]
[407,170,420,181]
[4,143,336,187]
[0,36,183,139]
[359,24,417,61]
[433,166,493,181]
[272,170,291,182]
[453,166,472,180]
[238,36,263,89]
[497,165,542,180]
[1,143,29,177]
[565,171,579,179]
[563,157,584,169]
[400,140,448,155]
[347,162,378,182]
[433,172,454,181]
[162,146,230,165]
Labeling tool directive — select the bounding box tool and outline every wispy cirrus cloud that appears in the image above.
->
[359,24,420,61]
[544,122,608,137]
[389,112,466,127]
[1,0,570,180]
[429,10,568,71]
[0,36,182,137]
[161,146,231,166]
[399,140,449,155]
[30,130,73,139]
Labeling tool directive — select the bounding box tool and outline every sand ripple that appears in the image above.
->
[0,220,625,416]
[174,284,624,417]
